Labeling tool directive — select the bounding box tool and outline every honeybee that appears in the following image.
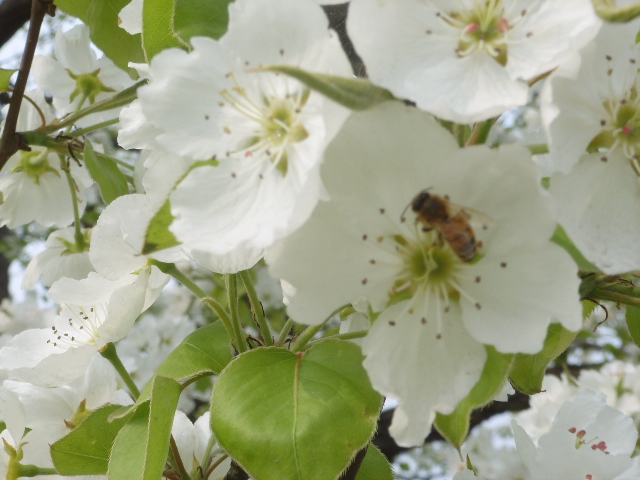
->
[405,190,493,262]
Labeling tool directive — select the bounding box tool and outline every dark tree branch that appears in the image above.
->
[372,363,603,461]
[0,227,9,301]
[223,461,249,480]
[372,391,532,461]
[0,0,54,169]
[339,445,368,480]
[322,3,367,78]
[0,0,32,50]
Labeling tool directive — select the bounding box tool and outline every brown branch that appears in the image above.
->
[322,3,367,78]
[223,461,249,480]
[372,391,531,461]
[0,0,32,50]
[339,445,368,480]
[0,0,54,170]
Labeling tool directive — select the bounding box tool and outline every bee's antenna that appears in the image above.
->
[400,201,412,223]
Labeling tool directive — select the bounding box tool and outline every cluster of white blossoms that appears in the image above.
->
[1,0,640,477]
[453,390,640,480]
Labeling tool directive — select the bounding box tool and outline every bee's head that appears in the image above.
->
[411,191,432,213]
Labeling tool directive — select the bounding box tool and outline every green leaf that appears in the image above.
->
[83,141,129,204]
[355,446,394,480]
[0,68,17,91]
[142,0,232,60]
[108,376,181,480]
[142,199,180,255]
[435,346,513,448]
[551,225,598,272]
[262,65,396,111]
[111,322,232,421]
[142,0,188,60]
[55,0,144,74]
[174,0,234,43]
[510,323,578,395]
[50,405,131,475]
[211,340,383,480]
[626,306,640,347]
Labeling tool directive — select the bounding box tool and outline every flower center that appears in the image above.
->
[219,75,310,176]
[588,84,640,176]
[389,228,463,308]
[567,427,610,454]
[434,0,514,65]
[11,149,59,185]
[47,304,106,350]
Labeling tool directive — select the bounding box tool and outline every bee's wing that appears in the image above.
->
[450,204,496,231]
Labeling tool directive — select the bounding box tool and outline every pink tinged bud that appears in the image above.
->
[498,18,510,33]
[622,125,633,136]
[465,23,479,34]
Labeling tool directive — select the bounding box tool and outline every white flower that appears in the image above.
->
[0,386,26,478]
[22,227,94,289]
[541,20,640,274]
[268,101,582,446]
[32,25,132,124]
[135,0,352,255]
[89,193,187,279]
[347,0,600,123]
[0,90,92,229]
[0,269,159,387]
[3,355,132,468]
[515,361,640,444]
[513,390,640,480]
[172,411,230,478]
[117,289,198,388]
[118,0,143,35]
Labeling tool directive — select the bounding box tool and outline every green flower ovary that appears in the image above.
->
[57,230,91,255]
[67,68,115,104]
[11,150,59,185]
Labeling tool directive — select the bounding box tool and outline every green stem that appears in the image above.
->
[591,288,640,308]
[465,118,497,146]
[14,465,57,477]
[59,154,85,248]
[100,342,140,399]
[46,80,146,133]
[226,274,248,353]
[205,454,229,479]
[527,143,550,155]
[276,318,295,347]
[240,270,273,346]
[68,118,120,137]
[150,261,239,350]
[290,322,327,353]
[308,330,368,345]
[169,435,191,480]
